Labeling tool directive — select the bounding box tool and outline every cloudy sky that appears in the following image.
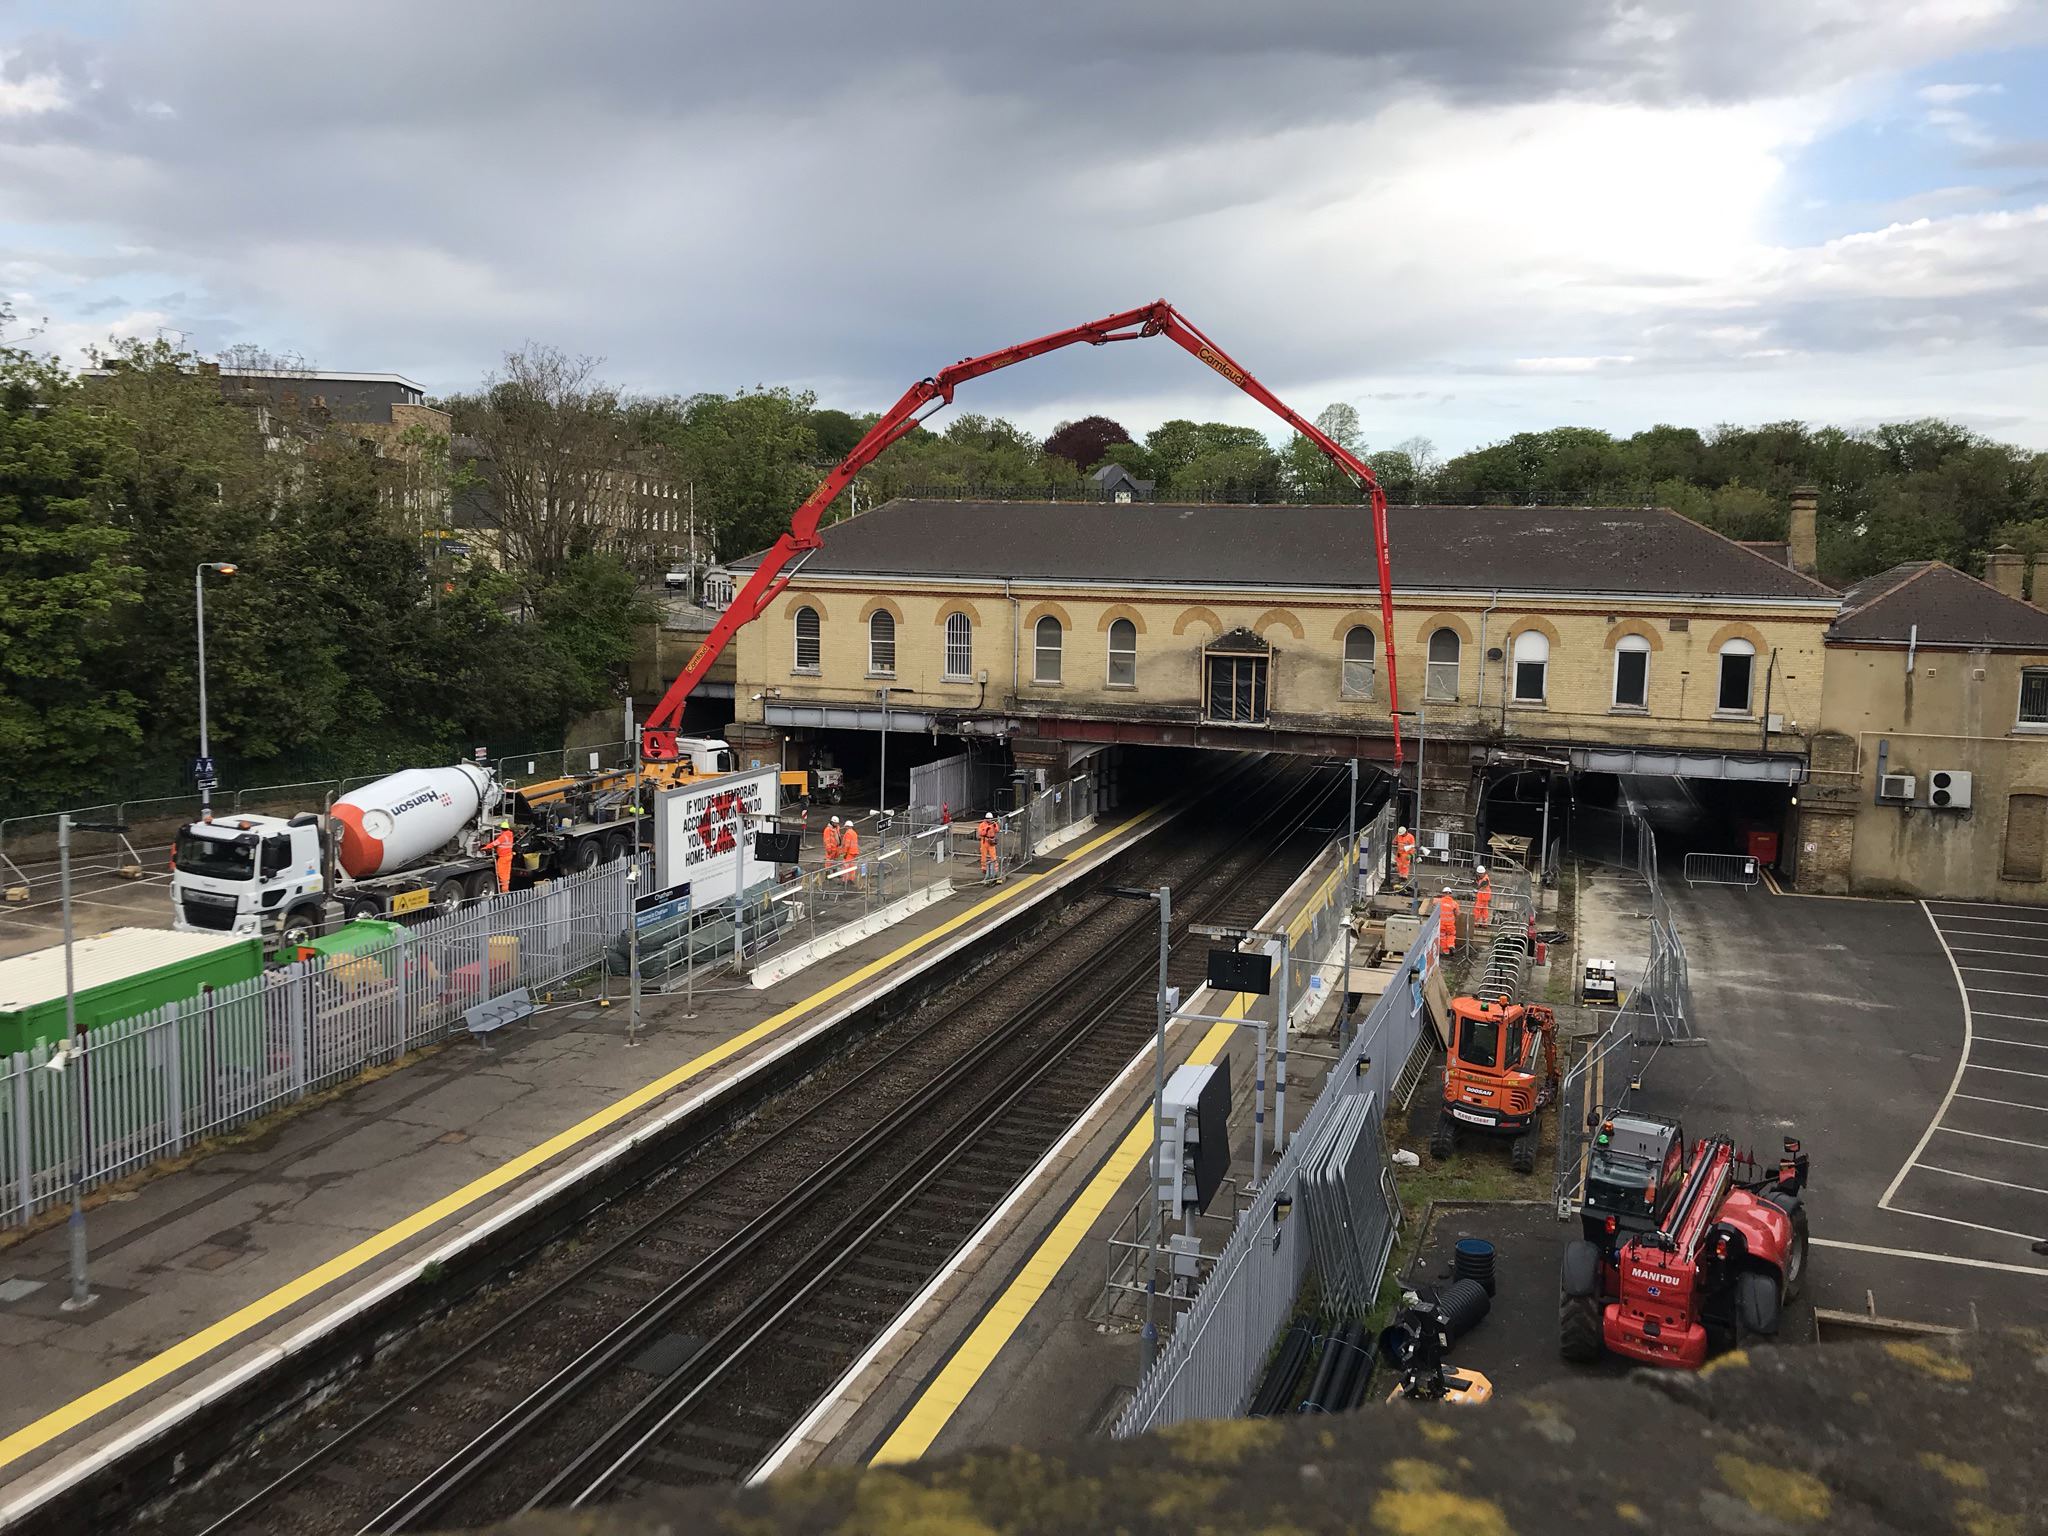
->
[3,1,2047,454]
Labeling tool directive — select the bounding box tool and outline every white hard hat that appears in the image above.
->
[830,815,840,824]
[1398,824,1408,834]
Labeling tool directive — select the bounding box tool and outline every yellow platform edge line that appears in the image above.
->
[0,807,1161,1473]
[871,994,1250,1465]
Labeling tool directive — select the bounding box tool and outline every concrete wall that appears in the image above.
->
[1812,642,2048,900]
[731,577,1831,759]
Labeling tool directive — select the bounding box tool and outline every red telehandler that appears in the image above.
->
[636,300,1407,767]
[1561,1112,1810,1369]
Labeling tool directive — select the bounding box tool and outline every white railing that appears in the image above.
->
[1,861,633,1227]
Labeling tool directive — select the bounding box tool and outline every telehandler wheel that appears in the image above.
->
[1559,1292,1603,1363]
[1429,1111,1456,1162]
[1510,1130,1536,1174]
[1736,1268,1782,1339]
[1764,1194,1810,1303]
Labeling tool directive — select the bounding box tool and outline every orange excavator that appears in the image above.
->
[636,301,1407,769]
[1429,996,1560,1174]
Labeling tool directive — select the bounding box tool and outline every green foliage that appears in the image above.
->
[0,335,650,815]
[0,337,144,803]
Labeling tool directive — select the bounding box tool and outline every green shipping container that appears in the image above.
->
[0,928,265,1056]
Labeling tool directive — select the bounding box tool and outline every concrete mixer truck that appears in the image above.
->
[169,756,656,942]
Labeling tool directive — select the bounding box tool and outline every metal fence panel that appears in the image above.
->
[0,861,632,1228]
[1114,885,1439,1439]
[1683,852,1760,888]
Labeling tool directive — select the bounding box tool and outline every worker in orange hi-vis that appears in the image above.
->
[822,815,842,874]
[840,821,862,886]
[487,821,515,894]
[977,811,1001,884]
[1437,890,1459,954]
[1395,825,1416,883]
[1473,865,1492,928]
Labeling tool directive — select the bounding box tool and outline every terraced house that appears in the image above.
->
[727,498,1839,867]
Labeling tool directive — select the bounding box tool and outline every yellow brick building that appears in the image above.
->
[730,500,1836,844]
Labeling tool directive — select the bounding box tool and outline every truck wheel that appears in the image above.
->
[603,833,631,864]
[433,877,466,911]
[1429,1112,1456,1162]
[1510,1131,1536,1175]
[1736,1268,1782,1339]
[342,896,376,922]
[465,871,497,902]
[571,839,602,873]
[1559,1292,1603,1363]
[282,905,324,942]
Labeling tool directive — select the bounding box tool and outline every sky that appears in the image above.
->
[2,1,2047,457]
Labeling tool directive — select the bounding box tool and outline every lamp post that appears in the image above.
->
[1110,883,1172,1377]
[194,562,238,817]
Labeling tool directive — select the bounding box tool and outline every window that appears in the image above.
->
[261,834,294,877]
[793,606,820,672]
[1034,615,1063,684]
[1108,618,1138,686]
[944,612,973,680]
[2004,793,2048,881]
[1613,635,1650,709]
[1205,652,1270,724]
[1717,638,1755,714]
[1426,627,1460,700]
[1342,627,1375,699]
[1512,630,1549,703]
[869,610,896,674]
[2020,668,2048,730]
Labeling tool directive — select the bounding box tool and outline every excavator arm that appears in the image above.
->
[642,299,1404,764]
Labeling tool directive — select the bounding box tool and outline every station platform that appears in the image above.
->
[763,841,1414,1476]
[0,800,1169,1521]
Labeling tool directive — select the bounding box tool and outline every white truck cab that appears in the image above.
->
[172,814,327,939]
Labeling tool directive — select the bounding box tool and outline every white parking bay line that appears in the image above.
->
[1961,966,2048,980]
[1885,905,1977,1210]
[1968,987,2048,1002]
[1885,1201,2048,1244]
[1950,945,2048,960]
[1811,1236,2048,1278]
[1978,1011,2048,1026]
[1981,1036,2048,1051]
[1927,904,2048,923]
[1938,927,2048,941]
[1969,1062,2048,1082]
[1918,1163,2048,1198]
[1959,1093,2048,1114]
[1939,1125,2048,1153]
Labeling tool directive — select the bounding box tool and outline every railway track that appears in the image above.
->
[146,758,1367,1536]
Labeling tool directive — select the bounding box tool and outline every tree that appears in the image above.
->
[448,345,654,591]
[0,333,143,803]
[1314,402,1362,452]
[1044,414,1132,471]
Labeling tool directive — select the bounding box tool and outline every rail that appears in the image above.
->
[1683,851,1761,888]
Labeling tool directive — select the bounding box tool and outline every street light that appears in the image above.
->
[1109,883,1172,1377]
[194,562,238,817]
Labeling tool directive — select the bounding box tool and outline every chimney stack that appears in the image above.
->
[1787,485,1818,576]
[2030,553,2048,608]
[1986,545,2026,601]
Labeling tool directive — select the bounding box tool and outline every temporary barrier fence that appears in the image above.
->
[0,860,633,1228]
[1551,806,1697,1214]
[1683,851,1761,888]
[1113,906,1439,1438]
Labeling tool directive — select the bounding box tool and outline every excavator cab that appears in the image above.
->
[1431,997,1560,1173]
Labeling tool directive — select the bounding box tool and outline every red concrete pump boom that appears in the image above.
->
[641,300,1405,765]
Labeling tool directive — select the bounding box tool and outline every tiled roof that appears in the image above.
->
[1829,562,2048,649]
[738,499,1838,601]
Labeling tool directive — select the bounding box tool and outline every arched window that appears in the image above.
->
[793,605,821,672]
[869,610,896,675]
[1034,615,1063,684]
[1107,618,1138,686]
[1717,637,1756,714]
[943,612,973,679]
[1512,630,1549,703]
[1613,634,1650,709]
[1342,627,1375,699]
[1426,627,1460,700]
